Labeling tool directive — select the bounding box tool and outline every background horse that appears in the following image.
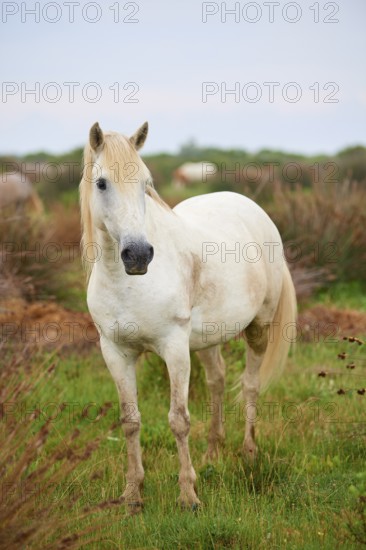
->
[80,122,297,512]
[0,172,43,214]
[172,161,217,189]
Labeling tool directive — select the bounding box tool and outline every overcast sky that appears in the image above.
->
[1,0,365,155]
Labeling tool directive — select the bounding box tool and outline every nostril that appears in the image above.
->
[121,243,154,268]
[121,247,135,263]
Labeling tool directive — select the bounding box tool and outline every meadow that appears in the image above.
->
[0,144,365,548]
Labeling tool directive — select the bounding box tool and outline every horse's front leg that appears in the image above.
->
[162,338,200,509]
[100,339,144,512]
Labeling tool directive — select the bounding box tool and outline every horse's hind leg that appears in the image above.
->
[242,320,268,461]
[196,346,226,461]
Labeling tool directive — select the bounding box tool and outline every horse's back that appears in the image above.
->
[174,191,280,243]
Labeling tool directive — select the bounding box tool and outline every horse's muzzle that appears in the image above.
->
[121,241,154,275]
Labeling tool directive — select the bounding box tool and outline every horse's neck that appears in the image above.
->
[145,194,187,248]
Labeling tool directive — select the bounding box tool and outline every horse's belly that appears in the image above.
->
[188,262,267,351]
[189,298,255,350]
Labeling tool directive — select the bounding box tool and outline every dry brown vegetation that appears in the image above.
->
[0,203,81,302]
[1,179,365,305]
[0,344,125,549]
[267,179,366,287]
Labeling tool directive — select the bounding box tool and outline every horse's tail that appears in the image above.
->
[259,262,297,393]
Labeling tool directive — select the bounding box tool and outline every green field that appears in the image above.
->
[2,313,365,549]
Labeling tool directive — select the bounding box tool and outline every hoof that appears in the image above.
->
[127,500,144,515]
[203,437,225,464]
[177,497,201,511]
[203,448,219,464]
[242,440,258,463]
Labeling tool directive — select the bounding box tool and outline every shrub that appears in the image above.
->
[267,180,366,287]
[0,204,81,302]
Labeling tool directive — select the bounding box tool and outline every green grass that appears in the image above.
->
[51,262,88,311]
[3,265,365,547]
[312,282,366,312]
[298,281,366,315]
[11,330,365,549]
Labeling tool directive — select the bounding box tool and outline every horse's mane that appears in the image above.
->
[80,131,170,279]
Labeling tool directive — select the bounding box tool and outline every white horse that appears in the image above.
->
[80,122,297,512]
[172,161,217,189]
[0,172,43,213]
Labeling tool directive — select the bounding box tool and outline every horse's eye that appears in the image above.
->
[96,178,107,191]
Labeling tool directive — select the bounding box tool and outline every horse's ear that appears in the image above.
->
[130,122,148,151]
[90,122,104,152]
